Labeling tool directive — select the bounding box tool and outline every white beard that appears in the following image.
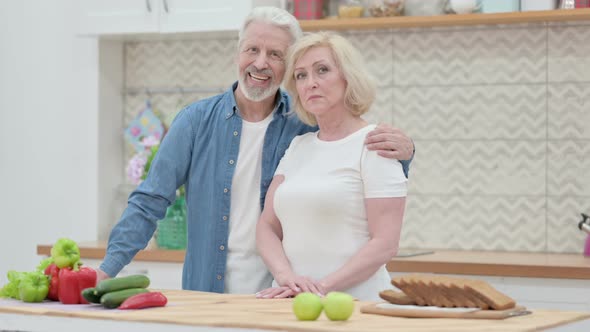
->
[238,70,280,102]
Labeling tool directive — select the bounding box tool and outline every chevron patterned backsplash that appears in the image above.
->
[124,22,590,254]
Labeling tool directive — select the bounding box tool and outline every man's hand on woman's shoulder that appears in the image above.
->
[365,123,414,160]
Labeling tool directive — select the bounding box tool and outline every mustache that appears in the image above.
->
[246,66,273,78]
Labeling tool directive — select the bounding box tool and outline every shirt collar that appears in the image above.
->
[226,81,289,120]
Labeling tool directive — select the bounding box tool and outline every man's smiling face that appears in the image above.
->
[237,21,292,102]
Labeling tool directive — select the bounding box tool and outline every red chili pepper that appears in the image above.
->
[43,263,60,301]
[57,262,97,304]
[118,292,168,310]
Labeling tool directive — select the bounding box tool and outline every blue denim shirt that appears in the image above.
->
[100,82,411,293]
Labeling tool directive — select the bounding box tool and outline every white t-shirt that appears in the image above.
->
[224,113,274,294]
[273,124,407,301]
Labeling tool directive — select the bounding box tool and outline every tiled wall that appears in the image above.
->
[124,22,590,253]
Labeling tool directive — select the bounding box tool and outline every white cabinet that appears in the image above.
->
[497,277,590,311]
[83,259,184,290]
[76,0,160,35]
[159,0,252,34]
[76,0,273,35]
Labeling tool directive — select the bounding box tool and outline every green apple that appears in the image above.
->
[323,292,355,321]
[292,292,323,321]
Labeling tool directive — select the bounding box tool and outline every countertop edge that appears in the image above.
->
[37,243,590,280]
[386,260,590,280]
[37,243,186,263]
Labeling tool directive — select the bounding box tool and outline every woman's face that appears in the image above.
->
[293,46,347,118]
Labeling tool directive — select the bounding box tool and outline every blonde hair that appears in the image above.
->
[284,32,376,126]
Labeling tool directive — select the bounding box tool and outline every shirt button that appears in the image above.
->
[233,131,238,136]
[217,275,222,280]
[219,245,225,251]
[229,159,234,165]
[223,188,228,193]
[222,215,228,221]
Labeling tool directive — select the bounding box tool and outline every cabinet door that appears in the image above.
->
[76,0,160,35]
[158,0,253,33]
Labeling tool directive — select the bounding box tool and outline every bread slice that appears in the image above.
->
[413,276,437,306]
[429,275,460,307]
[431,275,490,309]
[379,289,415,305]
[417,276,450,307]
[450,281,490,309]
[464,280,516,310]
[392,275,427,306]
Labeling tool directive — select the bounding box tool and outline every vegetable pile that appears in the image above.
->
[0,238,88,303]
[0,238,166,310]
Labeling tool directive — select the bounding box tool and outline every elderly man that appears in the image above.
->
[97,6,414,294]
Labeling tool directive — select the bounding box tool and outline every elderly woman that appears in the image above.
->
[255,32,407,301]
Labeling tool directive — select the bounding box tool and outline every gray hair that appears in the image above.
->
[238,6,303,48]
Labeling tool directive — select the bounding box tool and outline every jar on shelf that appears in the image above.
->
[480,0,519,13]
[367,0,405,17]
[292,0,324,20]
[338,0,365,18]
[404,0,446,16]
[521,0,556,11]
[324,0,340,18]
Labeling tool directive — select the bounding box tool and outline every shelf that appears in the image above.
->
[299,8,590,31]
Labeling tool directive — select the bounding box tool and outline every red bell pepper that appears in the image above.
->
[57,262,97,304]
[43,263,60,301]
[118,292,168,310]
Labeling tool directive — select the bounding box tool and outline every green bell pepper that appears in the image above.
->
[50,238,80,268]
[36,257,54,273]
[0,270,24,299]
[18,272,49,303]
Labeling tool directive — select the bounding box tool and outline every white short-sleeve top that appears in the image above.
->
[273,124,407,300]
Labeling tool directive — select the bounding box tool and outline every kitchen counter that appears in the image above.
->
[37,242,590,279]
[387,250,590,280]
[1,290,590,332]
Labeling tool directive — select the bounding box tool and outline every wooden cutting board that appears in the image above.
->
[361,302,530,319]
[1,290,590,332]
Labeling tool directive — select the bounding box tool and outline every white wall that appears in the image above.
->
[0,0,99,281]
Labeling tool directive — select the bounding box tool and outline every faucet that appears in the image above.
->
[578,213,590,235]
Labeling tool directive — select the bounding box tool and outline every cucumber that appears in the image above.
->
[100,288,150,309]
[81,287,101,304]
[95,274,150,295]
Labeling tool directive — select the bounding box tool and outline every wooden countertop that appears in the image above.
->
[2,290,590,332]
[37,242,590,279]
[37,241,186,263]
[387,250,590,280]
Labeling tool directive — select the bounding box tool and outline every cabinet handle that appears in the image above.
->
[163,0,169,13]
[145,0,152,13]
